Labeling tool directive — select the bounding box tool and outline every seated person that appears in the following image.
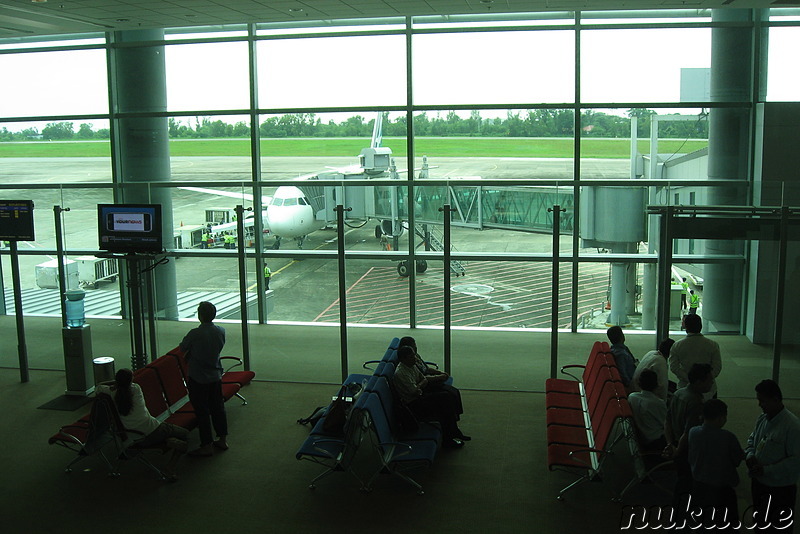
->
[607,326,637,388]
[399,336,464,423]
[631,338,675,400]
[96,368,189,481]
[628,369,667,453]
[392,345,468,448]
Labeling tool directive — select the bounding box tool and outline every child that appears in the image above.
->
[688,399,745,530]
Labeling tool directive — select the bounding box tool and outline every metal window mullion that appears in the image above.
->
[248,23,266,324]
[405,16,417,329]
[571,13,581,333]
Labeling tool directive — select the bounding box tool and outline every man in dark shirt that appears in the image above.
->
[665,363,714,510]
[607,326,636,388]
[180,301,228,456]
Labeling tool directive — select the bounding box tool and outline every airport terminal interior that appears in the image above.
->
[1,0,800,532]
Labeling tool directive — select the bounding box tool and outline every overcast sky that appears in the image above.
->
[1,26,798,131]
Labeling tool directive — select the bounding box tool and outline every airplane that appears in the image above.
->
[179,183,321,249]
[180,112,422,251]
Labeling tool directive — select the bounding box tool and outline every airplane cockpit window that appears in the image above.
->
[284,198,298,206]
[272,198,284,206]
[299,197,308,205]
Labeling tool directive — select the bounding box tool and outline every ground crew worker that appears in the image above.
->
[688,290,700,315]
[680,277,689,310]
[224,234,235,249]
[264,264,272,290]
[201,232,209,249]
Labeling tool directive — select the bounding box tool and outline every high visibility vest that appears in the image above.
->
[689,293,700,307]
[681,281,689,294]
[202,233,209,241]
[264,266,272,278]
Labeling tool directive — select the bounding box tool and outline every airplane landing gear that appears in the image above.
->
[397,261,409,277]
[375,224,383,239]
[271,236,281,250]
[397,260,428,277]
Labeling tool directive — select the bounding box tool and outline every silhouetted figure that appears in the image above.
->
[688,399,744,531]
[393,345,467,448]
[398,336,465,425]
[607,325,636,388]
[180,301,228,457]
[664,363,714,508]
[745,379,800,533]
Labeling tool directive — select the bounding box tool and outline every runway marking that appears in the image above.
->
[313,267,377,321]
[314,261,611,328]
[245,229,359,291]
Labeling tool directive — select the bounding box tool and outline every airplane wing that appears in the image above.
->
[178,186,271,206]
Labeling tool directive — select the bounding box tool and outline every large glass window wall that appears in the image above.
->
[0,12,796,393]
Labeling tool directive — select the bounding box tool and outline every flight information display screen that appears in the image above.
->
[97,204,162,253]
[0,200,35,241]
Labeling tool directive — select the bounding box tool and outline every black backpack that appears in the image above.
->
[297,405,327,427]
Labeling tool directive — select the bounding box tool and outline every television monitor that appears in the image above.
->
[97,204,163,254]
[0,200,35,241]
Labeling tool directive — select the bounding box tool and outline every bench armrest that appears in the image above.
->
[559,364,586,382]
[379,441,413,460]
[220,356,243,373]
[52,425,87,446]
[310,438,346,459]
[566,447,608,469]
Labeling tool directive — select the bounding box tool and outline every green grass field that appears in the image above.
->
[0,137,708,159]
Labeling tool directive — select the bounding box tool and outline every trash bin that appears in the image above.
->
[93,356,115,385]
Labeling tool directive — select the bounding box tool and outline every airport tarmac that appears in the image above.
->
[1,154,633,328]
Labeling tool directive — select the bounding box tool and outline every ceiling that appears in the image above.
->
[0,0,797,39]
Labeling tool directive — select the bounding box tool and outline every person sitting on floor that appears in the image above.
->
[392,345,469,448]
[96,368,189,481]
[398,335,465,426]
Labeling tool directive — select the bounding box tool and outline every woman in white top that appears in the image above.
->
[96,368,189,480]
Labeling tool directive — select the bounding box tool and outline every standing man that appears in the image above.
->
[745,379,800,533]
[631,338,675,400]
[180,301,229,456]
[264,264,272,291]
[664,363,714,508]
[669,313,721,400]
[688,290,700,315]
[680,277,689,311]
[628,369,667,453]
[606,326,636,389]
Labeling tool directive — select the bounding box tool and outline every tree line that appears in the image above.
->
[0,109,708,142]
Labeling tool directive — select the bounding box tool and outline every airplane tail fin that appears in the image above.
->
[370,111,385,148]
